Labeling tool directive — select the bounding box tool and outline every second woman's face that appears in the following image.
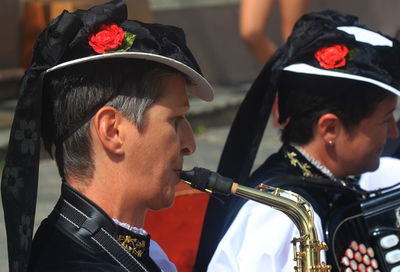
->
[336,94,398,177]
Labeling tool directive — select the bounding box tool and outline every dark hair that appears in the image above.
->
[42,58,187,181]
[278,72,391,145]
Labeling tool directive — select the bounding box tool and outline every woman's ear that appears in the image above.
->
[92,106,125,155]
[317,113,342,145]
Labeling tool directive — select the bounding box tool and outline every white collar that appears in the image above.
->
[112,218,148,236]
[292,145,339,181]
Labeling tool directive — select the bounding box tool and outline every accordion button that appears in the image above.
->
[351,260,358,270]
[380,234,399,249]
[367,247,375,258]
[370,258,378,269]
[367,267,374,272]
[355,252,363,262]
[359,244,367,254]
[342,256,350,266]
[385,249,400,264]
[351,241,359,251]
[345,268,352,272]
[346,249,354,259]
[391,265,400,272]
[358,263,366,272]
[363,255,370,265]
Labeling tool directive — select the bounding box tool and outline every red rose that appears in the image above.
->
[314,44,349,69]
[89,24,124,54]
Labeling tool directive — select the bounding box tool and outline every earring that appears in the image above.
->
[328,140,334,146]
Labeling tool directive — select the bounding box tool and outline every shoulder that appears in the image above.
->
[209,200,326,272]
[209,201,298,272]
[29,219,125,272]
[249,149,299,187]
[225,200,299,245]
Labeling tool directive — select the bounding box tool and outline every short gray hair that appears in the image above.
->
[44,59,187,182]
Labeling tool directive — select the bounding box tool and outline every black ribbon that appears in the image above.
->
[1,1,127,271]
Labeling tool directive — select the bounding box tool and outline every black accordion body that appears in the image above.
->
[326,187,400,272]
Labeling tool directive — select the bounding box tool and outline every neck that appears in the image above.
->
[67,173,147,228]
[299,141,345,179]
[293,145,337,180]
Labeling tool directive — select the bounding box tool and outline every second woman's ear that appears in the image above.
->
[317,113,342,144]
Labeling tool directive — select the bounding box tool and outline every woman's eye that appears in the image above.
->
[383,116,394,124]
[173,116,184,128]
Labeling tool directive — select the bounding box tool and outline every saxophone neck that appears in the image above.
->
[234,183,316,239]
[180,167,331,272]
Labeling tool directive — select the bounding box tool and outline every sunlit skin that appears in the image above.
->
[239,0,309,63]
[303,94,399,178]
[67,74,195,228]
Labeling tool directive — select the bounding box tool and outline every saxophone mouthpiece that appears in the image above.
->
[180,167,233,195]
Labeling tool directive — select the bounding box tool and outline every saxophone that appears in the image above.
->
[180,167,331,272]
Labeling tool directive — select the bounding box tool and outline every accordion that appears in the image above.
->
[326,186,400,272]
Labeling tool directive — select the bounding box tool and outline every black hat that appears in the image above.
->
[194,10,400,270]
[282,25,400,94]
[220,9,400,185]
[44,3,213,101]
[1,1,213,271]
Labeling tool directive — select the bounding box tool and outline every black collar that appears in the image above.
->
[50,183,118,254]
[49,183,160,271]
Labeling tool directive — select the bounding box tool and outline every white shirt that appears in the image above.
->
[150,240,177,272]
[208,195,325,272]
[359,157,400,191]
[208,157,400,272]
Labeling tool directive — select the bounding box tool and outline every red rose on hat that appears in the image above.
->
[315,44,349,69]
[89,24,124,54]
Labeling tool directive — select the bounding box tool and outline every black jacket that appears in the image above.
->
[28,183,161,272]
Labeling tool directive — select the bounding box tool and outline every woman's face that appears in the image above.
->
[124,74,196,211]
[335,94,398,177]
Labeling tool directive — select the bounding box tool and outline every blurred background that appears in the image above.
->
[1,0,400,271]
[2,0,400,92]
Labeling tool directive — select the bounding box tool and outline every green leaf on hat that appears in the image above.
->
[106,31,136,53]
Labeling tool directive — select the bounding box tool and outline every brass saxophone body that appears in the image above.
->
[180,167,331,272]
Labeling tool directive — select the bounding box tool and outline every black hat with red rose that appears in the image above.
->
[217,9,400,183]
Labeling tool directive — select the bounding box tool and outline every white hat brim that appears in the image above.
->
[46,51,214,101]
[284,63,400,96]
